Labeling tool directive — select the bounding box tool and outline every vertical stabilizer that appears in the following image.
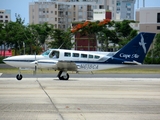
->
[109,32,156,64]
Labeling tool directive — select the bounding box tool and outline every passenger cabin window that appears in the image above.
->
[81,54,87,58]
[89,54,93,58]
[64,52,71,57]
[73,53,79,57]
[94,55,100,59]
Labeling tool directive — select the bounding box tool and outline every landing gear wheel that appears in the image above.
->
[57,71,62,78]
[16,74,23,80]
[57,71,69,80]
[60,73,69,80]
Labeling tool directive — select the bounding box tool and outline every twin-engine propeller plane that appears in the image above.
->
[3,32,156,80]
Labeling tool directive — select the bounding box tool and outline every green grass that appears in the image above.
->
[0,67,159,74]
[97,68,160,74]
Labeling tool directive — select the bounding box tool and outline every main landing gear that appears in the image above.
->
[57,71,69,80]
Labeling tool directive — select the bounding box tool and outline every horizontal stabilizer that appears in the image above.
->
[123,61,142,65]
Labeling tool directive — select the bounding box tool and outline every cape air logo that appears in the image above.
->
[139,34,146,53]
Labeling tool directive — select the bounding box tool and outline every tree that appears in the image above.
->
[114,20,137,49]
[145,33,160,64]
[70,19,137,52]
[48,28,73,49]
[26,23,54,54]
[71,19,111,51]
[0,23,5,56]
[0,15,26,55]
[153,33,160,58]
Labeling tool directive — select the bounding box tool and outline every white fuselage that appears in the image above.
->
[3,49,127,72]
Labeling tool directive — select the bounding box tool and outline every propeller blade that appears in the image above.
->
[34,52,38,75]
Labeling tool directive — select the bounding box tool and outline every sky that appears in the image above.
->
[0,0,160,25]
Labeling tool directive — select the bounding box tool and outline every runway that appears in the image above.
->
[1,73,160,78]
[0,77,160,120]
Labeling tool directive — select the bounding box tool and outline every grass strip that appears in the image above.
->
[0,67,159,74]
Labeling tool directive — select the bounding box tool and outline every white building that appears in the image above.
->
[136,7,160,33]
[0,9,11,23]
[107,0,136,20]
[29,0,101,30]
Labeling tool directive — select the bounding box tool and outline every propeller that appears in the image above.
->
[34,52,38,75]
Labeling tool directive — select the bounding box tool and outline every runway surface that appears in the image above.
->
[1,73,160,78]
[0,77,160,120]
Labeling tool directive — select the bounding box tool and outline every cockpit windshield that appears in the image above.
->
[41,49,51,56]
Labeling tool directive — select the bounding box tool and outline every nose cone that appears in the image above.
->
[3,57,9,63]
[2,56,19,66]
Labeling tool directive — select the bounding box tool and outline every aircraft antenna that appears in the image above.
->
[58,42,65,49]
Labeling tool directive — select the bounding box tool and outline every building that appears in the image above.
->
[29,0,136,30]
[0,9,11,56]
[0,9,11,23]
[93,9,112,20]
[136,7,160,33]
[107,0,136,20]
[29,0,100,30]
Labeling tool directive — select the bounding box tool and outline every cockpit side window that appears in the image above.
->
[50,51,59,58]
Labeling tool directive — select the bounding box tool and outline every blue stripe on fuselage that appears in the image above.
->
[3,60,35,62]
[3,58,125,65]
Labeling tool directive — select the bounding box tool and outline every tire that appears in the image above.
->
[16,74,23,80]
[58,73,69,80]
[62,73,69,80]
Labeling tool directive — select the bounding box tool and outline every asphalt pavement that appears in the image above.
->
[0,77,160,120]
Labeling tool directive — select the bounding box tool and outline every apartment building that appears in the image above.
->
[29,0,100,30]
[29,0,135,29]
[136,7,160,33]
[0,9,11,23]
[106,0,135,20]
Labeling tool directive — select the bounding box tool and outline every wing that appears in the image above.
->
[56,61,78,71]
[37,59,78,71]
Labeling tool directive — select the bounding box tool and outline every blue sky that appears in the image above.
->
[0,0,160,25]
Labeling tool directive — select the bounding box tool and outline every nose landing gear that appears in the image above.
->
[16,74,23,80]
[16,69,23,80]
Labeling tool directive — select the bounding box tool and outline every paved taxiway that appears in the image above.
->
[0,77,160,120]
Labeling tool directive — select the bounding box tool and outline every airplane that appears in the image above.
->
[3,32,156,80]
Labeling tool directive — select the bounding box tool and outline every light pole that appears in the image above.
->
[143,0,145,7]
